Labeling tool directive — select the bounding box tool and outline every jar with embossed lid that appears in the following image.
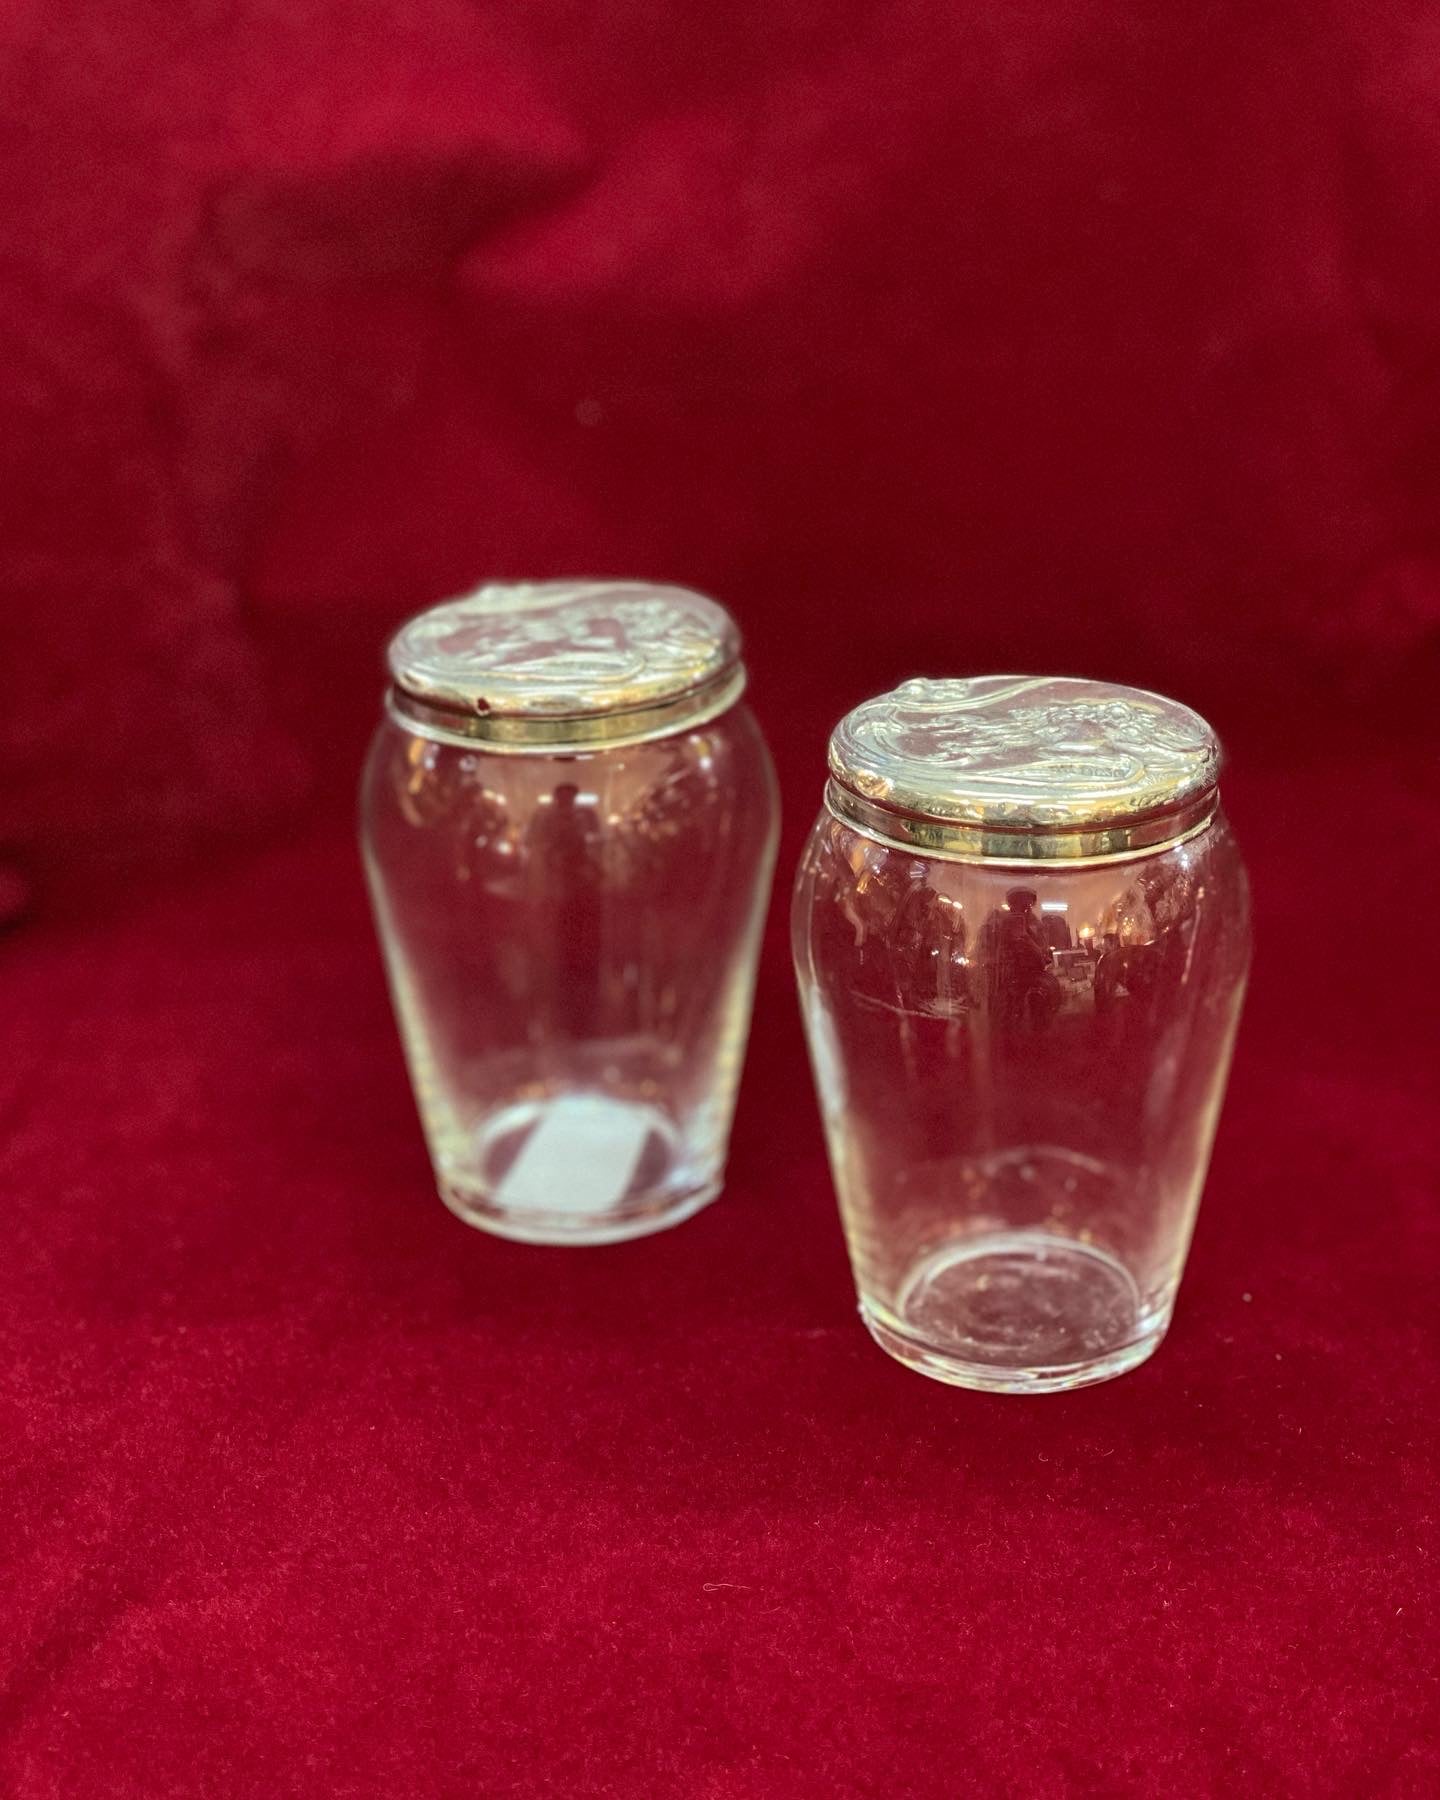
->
[362,581,778,1245]
[792,676,1250,1392]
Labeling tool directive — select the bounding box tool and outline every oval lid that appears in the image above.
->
[387,580,744,750]
[826,675,1221,860]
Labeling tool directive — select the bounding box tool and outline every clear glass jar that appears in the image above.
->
[362,581,778,1244]
[792,677,1251,1392]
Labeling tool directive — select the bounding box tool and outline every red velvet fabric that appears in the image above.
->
[3,4,1437,1793]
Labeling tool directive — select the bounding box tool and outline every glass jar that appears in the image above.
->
[792,676,1250,1392]
[362,580,779,1245]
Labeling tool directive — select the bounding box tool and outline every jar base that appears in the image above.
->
[439,1178,721,1245]
[862,1231,1164,1393]
[436,1091,721,1245]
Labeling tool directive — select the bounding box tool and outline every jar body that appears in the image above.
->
[363,701,778,1243]
[792,807,1250,1390]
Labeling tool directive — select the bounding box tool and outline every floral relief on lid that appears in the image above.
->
[388,580,740,720]
[828,676,1220,851]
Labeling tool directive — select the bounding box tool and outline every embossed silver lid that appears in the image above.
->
[386,580,746,751]
[827,676,1222,861]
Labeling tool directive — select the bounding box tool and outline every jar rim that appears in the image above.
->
[387,663,748,753]
[825,779,1219,864]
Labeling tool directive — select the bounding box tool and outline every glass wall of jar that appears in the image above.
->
[792,677,1250,1392]
[363,581,779,1245]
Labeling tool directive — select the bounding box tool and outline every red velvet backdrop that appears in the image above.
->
[3,4,1437,1794]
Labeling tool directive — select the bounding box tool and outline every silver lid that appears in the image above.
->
[827,675,1221,861]
[386,580,746,751]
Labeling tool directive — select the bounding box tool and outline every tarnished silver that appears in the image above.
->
[826,676,1222,862]
[386,580,746,752]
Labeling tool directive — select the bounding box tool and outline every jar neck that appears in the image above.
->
[823,778,1220,866]
[388,664,747,754]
